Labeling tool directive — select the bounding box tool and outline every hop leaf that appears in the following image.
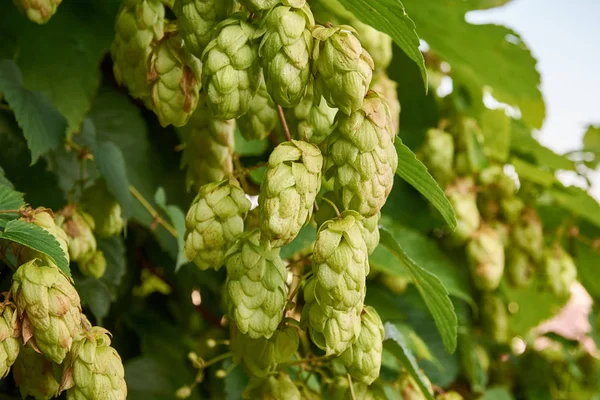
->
[56,205,97,263]
[467,226,505,292]
[60,327,127,400]
[0,303,20,379]
[14,0,62,24]
[542,245,577,298]
[184,179,251,270]
[312,25,374,115]
[111,0,165,99]
[370,73,400,136]
[80,181,124,238]
[445,178,481,245]
[13,346,61,400]
[238,77,278,141]
[225,230,287,338]
[243,373,301,400]
[259,140,323,247]
[258,5,314,107]
[286,82,337,145]
[324,92,397,217]
[148,34,203,127]
[78,250,107,280]
[481,294,508,343]
[178,96,235,191]
[173,0,234,57]
[201,14,262,119]
[11,260,82,364]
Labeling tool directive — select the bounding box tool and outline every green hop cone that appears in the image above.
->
[312,25,374,115]
[511,207,544,262]
[56,205,97,263]
[481,294,508,343]
[178,96,235,191]
[466,226,505,292]
[0,303,20,378]
[14,0,62,24]
[397,373,433,400]
[80,180,124,238]
[325,92,397,217]
[353,19,392,70]
[230,322,298,377]
[60,327,127,400]
[341,306,384,385]
[370,73,400,136]
[173,0,233,57]
[258,4,314,107]
[11,259,82,364]
[202,14,261,119]
[112,0,165,99]
[329,376,386,400]
[500,196,524,224]
[436,391,465,400]
[361,211,380,255]
[286,81,337,145]
[542,245,577,298]
[446,178,481,245]
[507,249,534,288]
[489,220,510,247]
[13,346,61,400]
[259,140,323,247]
[238,77,278,141]
[148,33,203,127]
[18,207,70,269]
[420,129,455,188]
[478,165,516,199]
[225,230,287,338]
[243,374,301,400]
[184,179,251,270]
[78,250,107,280]
[239,0,305,12]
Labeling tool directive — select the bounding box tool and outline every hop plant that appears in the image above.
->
[542,245,577,298]
[14,0,62,24]
[56,205,97,263]
[225,230,287,338]
[13,346,61,400]
[507,249,534,288]
[370,73,400,136]
[148,33,203,127]
[60,327,127,400]
[112,0,165,99]
[230,322,298,377]
[173,0,233,57]
[446,178,481,245]
[11,259,82,364]
[0,302,20,378]
[178,96,235,191]
[18,207,70,270]
[201,14,261,119]
[258,4,314,107]
[286,81,337,145]
[481,294,508,343]
[512,208,544,262]
[78,250,107,280]
[420,129,455,188]
[341,306,384,385]
[184,179,251,270]
[466,226,505,292]
[312,25,374,115]
[259,140,323,247]
[237,77,278,141]
[243,374,301,400]
[80,181,124,238]
[324,92,397,217]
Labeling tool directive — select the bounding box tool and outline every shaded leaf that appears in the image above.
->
[154,187,187,271]
[235,129,268,156]
[0,184,24,211]
[482,387,515,400]
[550,185,600,229]
[481,108,511,162]
[510,120,575,171]
[574,240,600,299]
[511,157,555,187]
[92,140,133,220]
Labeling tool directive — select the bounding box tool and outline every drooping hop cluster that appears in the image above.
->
[237,77,278,141]
[184,179,251,270]
[178,96,235,191]
[0,303,20,378]
[325,92,397,217]
[14,0,62,24]
[56,205,97,264]
[80,180,124,238]
[225,230,287,338]
[286,81,337,145]
[259,140,323,247]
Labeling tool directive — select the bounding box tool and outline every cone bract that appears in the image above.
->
[370,73,400,136]
[0,304,20,379]
[243,374,301,400]
[13,346,61,400]
[361,211,380,255]
[78,250,107,280]
[80,181,124,237]
[286,82,337,145]
[15,0,62,24]
[57,206,97,263]
[21,208,70,270]
[238,77,278,141]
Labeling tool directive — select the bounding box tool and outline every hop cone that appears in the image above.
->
[481,294,508,343]
[0,303,20,378]
[312,25,374,115]
[286,82,337,145]
[18,207,70,270]
[231,324,298,377]
[173,0,233,57]
[112,0,165,99]
[78,250,107,280]
[243,374,301,400]
[202,14,261,119]
[258,4,314,107]
[225,230,287,338]
[446,178,481,245]
[59,327,126,400]
[329,376,386,400]
[489,220,509,247]
[421,129,455,188]
[259,140,323,247]
[397,373,433,400]
[148,34,203,127]
[11,260,82,364]
[341,306,384,385]
[325,92,397,217]
[13,346,61,400]
[437,392,465,400]
[178,96,235,191]
[238,77,278,141]
[507,249,534,288]
[380,273,410,295]
[239,0,305,11]
[184,179,251,270]
[511,208,544,262]
[500,196,524,224]
[57,205,97,263]
[14,0,62,24]
[478,165,516,199]
[542,245,577,298]
[370,73,400,135]
[80,181,124,237]
[354,20,392,70]
[361,211,380,255]
[466,226,505,292]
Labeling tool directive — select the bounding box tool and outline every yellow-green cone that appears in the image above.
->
[56,205,97,264]
[542,245,577,298]
[80,180,124,238]
[78,250,107,280]
[286,81,337,145]
[0,302,20,378]
[14,0,62,24]
[237,77,278,141]
[445,178,481,245]
[467,226,505,292]
[243,373,301,400]
[13,346,61,400]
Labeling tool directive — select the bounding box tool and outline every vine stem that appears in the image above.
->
[348,374,357,400]
[201,352,232,369]
[277,104,292,142]
[319,196,341,218]
[129,185,178,237]
[0,210,20,214]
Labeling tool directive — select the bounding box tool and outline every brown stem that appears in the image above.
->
[277,105,292,142]
[129,185,178,237]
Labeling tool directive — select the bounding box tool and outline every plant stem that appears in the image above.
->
[202,352,232,369]
[0,210,20,214]
[319,196,341,218]
[348,374,357,400]
[277,104,292,142]
[129,185,178,237]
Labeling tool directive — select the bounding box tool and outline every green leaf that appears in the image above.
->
[0,184,24,211]
[481,108,511,162]
[583,124,600,152]
[125,357,202,400]
[154,187,187,271]
[336,0,427,89]
[510,120,575,171]
[465,121,490,173]
[0,60,66,163]
[234,129,268,156]
[550,186,600,229]
[574,240,600,299]
[482,387,515,400]
[511,157,556,187]
[75,276,111,324]
[395,140,456,230]
[92,140,133,220]
[0,219,70,276]
[383,323,435,400]
[379,228,458,353]
[224,361,249,400]
[0,166,13,188]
